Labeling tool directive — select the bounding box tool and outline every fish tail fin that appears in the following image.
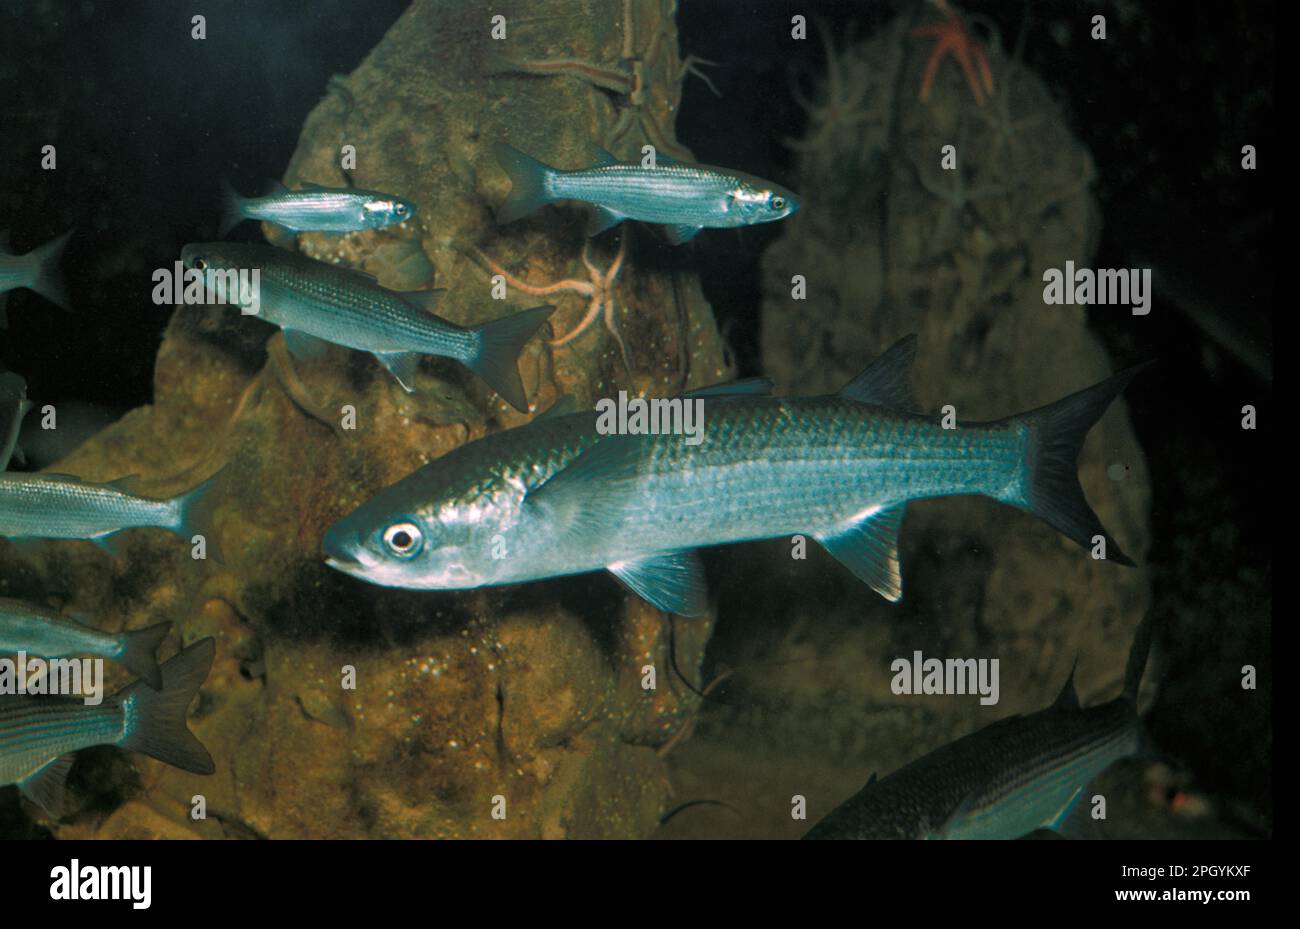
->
[117,638,216,775]
[116,621,172,690]
[218,177,246,236]
[492,142,556,223]
[1010,363,1151,566]
[25,229,73,310]
[172,467,227,563]
[466,304,555,411]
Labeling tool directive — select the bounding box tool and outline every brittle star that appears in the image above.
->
[470,234,630,370]
[911,0,995,106]
[785,18,872,153]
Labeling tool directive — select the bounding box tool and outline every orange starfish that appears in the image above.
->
[911,2,995,105]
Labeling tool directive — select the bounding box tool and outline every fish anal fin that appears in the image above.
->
[839,335,920,413]
[19,754,76,819]
[586,206,625,236]
[814,504,907,601]
[608,549,708,617]
[92,532,129,558]
[283,329,331,361]
[374,351,421,393]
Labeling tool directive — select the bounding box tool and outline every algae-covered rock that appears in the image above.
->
[660,11,1153,838]
[1,0,729,838]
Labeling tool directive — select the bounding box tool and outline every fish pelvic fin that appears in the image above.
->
[218,178,247,237]
[25,229,74,311]
[608,550,709,617]
[172,467,227,563]
[493,142,557,224]
[466,304,555,411]
[116,621,172,690]
[1010,362,1153,567]
[117,638,216,775]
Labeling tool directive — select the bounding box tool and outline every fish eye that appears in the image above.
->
[770,195,786,211]
[382,521,423,558]
[192,257,208,271]
[395,202,408,216]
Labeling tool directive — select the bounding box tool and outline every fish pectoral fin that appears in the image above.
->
[838,335,920,413]
[814,504,907,602]
[586,206,625,237]
[282,329,331,361]
[663,224,703,245]
[608,550,709,617]
[374,351,421,393]
[7,444,24,469]
[534,395,581,421]
[524,435,642,532]
[929,785,983,840]
[18,753,77,819]
[396,288,445,314]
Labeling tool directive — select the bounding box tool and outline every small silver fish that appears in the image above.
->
[0,598,170,689]
[322,337,1144,616]
[493,142,800,244]
[0,229,73,326]
[804,612,1153,840]
[220,179,417,235]
[0,638,215,818]
[0,371,33,469]
[180,242,554,411]
[0,469,225,560]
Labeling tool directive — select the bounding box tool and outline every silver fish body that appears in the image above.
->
[494,142,799,243]
[220,180,416,235]
[0,470,223,558]
[0,599,170,689]
[0,371,32,469]
[804,613,1153,840]
[323,338,1144,615]
[0,639,215,815]
[179,242,553,410]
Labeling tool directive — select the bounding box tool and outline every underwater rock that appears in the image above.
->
[1,0,731,838]
[684,12,1153,836]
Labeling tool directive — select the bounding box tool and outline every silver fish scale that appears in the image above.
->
[597,397,1028,551]
[255,255,474,359]
[554,165,744,226]
[0,697,126,784]
[0,475,174,539]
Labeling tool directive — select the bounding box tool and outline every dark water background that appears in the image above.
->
[0,0,1274,835]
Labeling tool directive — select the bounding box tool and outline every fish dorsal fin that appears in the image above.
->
[608,549,708,617]
[586,143,620,167]
[38,472,85,483]
[18,754,76,818]
[814,503,907,602]
[681,377,773,400]
[650,150,680,166]
[263,178,289,195]
[839,335,920,413]
[396,289,445,314]
[866,772,878,787]
[298,181,327,190]
[535,395,580,421]
[106,474,143,495]
[1054,660,1081,710]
